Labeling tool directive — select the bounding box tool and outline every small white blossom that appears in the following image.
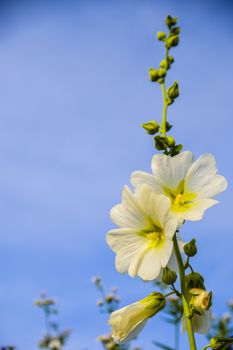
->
[106,185,182,281]
[131,151,227,222]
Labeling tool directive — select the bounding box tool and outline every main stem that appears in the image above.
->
[173,233,197,350]
[161,83,168,137]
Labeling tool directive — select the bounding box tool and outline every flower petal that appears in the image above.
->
[185,154,227,198]
[131,171,164,194]
[177,199,218,221]
[151,151,194,190]
[110,186,148,229]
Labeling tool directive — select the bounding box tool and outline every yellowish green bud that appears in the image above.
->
[148,68,159,82]
[142,121,160,135]
[168,55,175,64]
[158,68,167,78]
[185,272,205,290]
[189,288,212,315]
[160,59,168,69]
[165,15,178,28]
[157,31,166,41]
[166,35,179,49]
[209,336,233,349]
[184,239,197,257]
[162,266,177,285]
[169,143,183,156]
[167,136,175,147]
[167,81,179,100]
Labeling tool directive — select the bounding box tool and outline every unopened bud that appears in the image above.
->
[184,239,197,257]
[167,136,175,147]
[166,35,179,49]
[171,26,181,35]
[149,68,160,82]
[170,143,183,157]
[165,15,178,28]
[157,31,166,41]
[160,59,168,69]
[186,272,205,290]
[210,336,233,349]
[142,121,160,135]
[154,135,168,151]
[168,56,175,64]
[162,266,177,285]
[167,81,179,100]
[158,68,167,78]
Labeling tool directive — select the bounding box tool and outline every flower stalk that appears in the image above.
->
[173,233,197,350]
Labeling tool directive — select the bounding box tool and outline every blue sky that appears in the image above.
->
[0,0,232,349]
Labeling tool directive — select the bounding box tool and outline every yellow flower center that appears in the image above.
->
[147,230,165,249]
[163,180,197,213]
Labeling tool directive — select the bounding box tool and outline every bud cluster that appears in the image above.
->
[143,15,183,157]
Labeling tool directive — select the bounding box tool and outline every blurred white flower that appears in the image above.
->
[109,292,165,344]
[131,151,227,222]
[48,339,62,350]
[106,185,182,281]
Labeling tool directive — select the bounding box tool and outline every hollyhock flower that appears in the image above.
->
[106,184,182,281]
[131,151,227,222]
[109,292,165,344]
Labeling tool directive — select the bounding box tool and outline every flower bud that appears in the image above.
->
[184,239,197,257]
[154,135,168,151]
[108,292,165,344]
[157,31,166,41]
[171,26,181,35]
[166,35,179,49]
[170,144,183,157]
[189,288,212,315]
[209,336,233,349]
[148,68,159,82]
[162,266,177,285]
[158,68,167,78]
[48,339,62,350]
[165,15,178,28]
[142,121,160,135]
[185,272,205,290]
[168,55,175,64]
[160,59,168,69]
[167,81,179,100]
[166,136,175,147]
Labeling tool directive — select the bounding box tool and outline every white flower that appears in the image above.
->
[48,339,62,350]
[131,151,227,222]
[109,292,165,344]
[106,184,181,281]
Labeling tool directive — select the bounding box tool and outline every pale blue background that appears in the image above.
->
[0,0,232,349]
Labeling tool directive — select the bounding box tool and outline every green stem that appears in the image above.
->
[173,233,197,350]
[161,83,168,137]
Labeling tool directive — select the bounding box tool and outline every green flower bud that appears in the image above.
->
[185,272,205,291]
[158,68,167,78]
[171,26,181,35]
[142,121,160,135]
[154,135,168,151]
[184,239,197,257]
[157,31,166,41]
[210,336,233,349]
[169,144,183,157]
[149,68,159,82]
[168,55,175,64]
[162,266,177,285]
[165,15,178,28]
[167,81,179,100]
[160,59,168,69]
[166,35,179,49]
[167,136,175,147]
